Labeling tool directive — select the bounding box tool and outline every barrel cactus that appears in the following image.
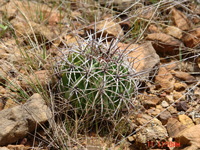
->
[56,38,138,119]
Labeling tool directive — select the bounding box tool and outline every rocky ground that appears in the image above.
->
[0,0,200,150]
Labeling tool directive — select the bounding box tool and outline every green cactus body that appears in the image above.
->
[60,47,135,117]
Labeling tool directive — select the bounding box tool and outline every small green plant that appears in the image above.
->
[57,38,137,120]
[0,24,8,38]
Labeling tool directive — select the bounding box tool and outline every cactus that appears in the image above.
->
[57,38,138,119]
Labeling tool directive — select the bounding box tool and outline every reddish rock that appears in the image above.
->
[167,118,187,137]
[158,110,172,125]
[175,101,188,111]
[143,96,160,109]
[148,24,161,33]
[146,33,183,56]
[171,70,196,84]
[182,28,200,48]
[171,8,191,31]
[174,82,187,92]
[154,67,175,93]
[174,124,200,149]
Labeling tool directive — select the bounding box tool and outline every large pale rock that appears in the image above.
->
[146,33,183,56]
[134,118,168,149]
[182,28,200,48]
[0,93,51,146]
[118,42,160,78]
[0,147,9,150]
[174,124,200,149]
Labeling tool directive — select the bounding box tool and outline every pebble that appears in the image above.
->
[161,101,169,108]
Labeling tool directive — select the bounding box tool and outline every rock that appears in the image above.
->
[0,99,3,111]
[167,106,177,114]
[154,67,175,93]
[118,42,160,79]
[164,61,179,71]
[127,136,134,142]
[195,118,200,125]
[20,70,51,88]
[175,101,188,111]
[0,39,22,62]
[6,145,25,150]
[85,20,124,40]
[0,86,8,95]
[5,77,21,92]
[0,147,9,150]
[136,114,153,125]
[148,24,161,33]
[163,26,183,39]
[159,92,166,97]
[171,70,196,84]
[195,57,200,69]
[0,60,16,83]
[173,91,185,101]
[156,105,164,111]
[147,108,161,116]
[165,95,174,104]
[158,110,172,125]
[194,87,200,99]
[182,28,200,48]
[174,124,200,149]
[174,82,187,92]
[134,118,168,149]
[171,8,191,31]
[0,93,52,146]
[167,118,187,137]
[161,101,169,108]
[3,99,18,110]
[146,33,183,56]
[143,96,160,109]
[63,35,78,47]
[178,114,195,128]
[180,60,200,73]
[0,69,7,83]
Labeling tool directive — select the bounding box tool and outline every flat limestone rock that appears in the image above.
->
[0,93,52,146]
